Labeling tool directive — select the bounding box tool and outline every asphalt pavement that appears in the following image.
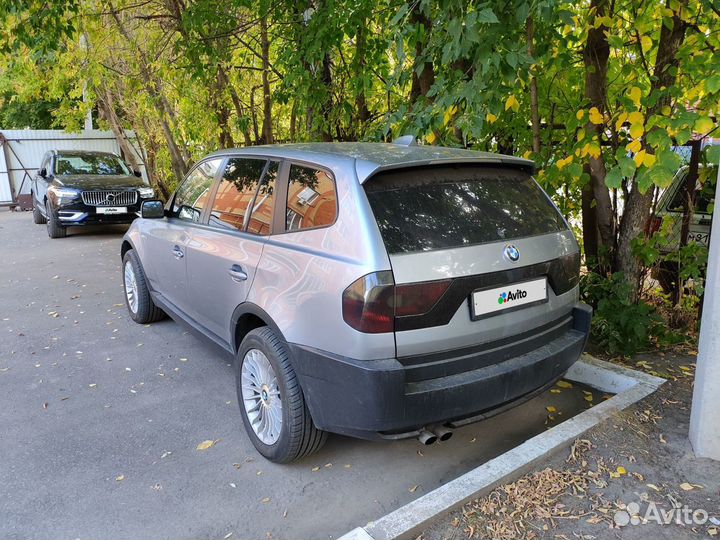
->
[0,209,592,539]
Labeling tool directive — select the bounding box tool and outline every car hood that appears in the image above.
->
[54,175,145,190]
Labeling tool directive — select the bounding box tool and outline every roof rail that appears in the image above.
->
[392,135,418,147]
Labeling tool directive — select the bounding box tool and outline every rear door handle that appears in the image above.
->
[172,245,184,259]
[228,264,248,282]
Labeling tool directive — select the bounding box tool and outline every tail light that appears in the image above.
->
[647,216,663,235]
[342,272,451,333]
[394,280,451,317]
[342,271,395,333]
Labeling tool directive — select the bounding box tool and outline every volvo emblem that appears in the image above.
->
[504,244,520,263]
[105,193,115,204]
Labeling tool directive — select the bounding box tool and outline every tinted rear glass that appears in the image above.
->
[364,166,567,254]
[666,166,717,215]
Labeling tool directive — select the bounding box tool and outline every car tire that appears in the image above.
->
[32,196,47,224]
[236,327,327,463]
[45,200,66,238]
[122,249,166,324]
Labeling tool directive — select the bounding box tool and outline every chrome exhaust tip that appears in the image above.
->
[417,430,437,445]
[431,426,453,442]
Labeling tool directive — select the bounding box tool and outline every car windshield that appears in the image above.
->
[55,154,130,176]
[364,165,567,254]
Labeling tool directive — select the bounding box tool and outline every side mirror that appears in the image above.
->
[141,199,165,219]
[39,168,47,178]
[133,170,142,178]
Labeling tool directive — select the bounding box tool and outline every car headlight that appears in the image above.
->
[49,186,80,200]
[138,186,154,198]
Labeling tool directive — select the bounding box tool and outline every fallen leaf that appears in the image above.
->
[659,434,667,444]
[546,406,557,413]
[311,466,320,472]
[261,497,270,503]
[680,482,696,491]
[344,464,351,469]
[646,483,660,491]
[616,466,627,475]
[409,485,419,493]
[556,380,573,389]
[550,389,562,394]
[233,463,241,469]
[196,440,216,451]
[224,533,233,539]
[180,358,188,362]
[584,394,594,402]
[324,463,332,468]
[116,475,125,481]
[88,383,97,388]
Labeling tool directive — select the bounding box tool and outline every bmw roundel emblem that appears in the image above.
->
[504,244,520,263]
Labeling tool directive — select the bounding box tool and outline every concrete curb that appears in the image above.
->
[339,354,665,540]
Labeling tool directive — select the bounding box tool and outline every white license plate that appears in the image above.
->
[471,277,548,319]
[688,230,709,246]
[96,206,127,215]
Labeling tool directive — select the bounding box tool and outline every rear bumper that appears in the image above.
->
[290,303,592,439]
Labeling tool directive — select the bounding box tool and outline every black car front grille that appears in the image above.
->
[81,190,138,206]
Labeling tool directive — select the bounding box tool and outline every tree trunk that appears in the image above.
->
[221,67,253,146]
[614,3,688,299]
[582,0,615,255]
[107,4,188,183]
[290,100,297,141]
[319,54,333,142]
[97,84,141,172]
[526,16,541,155]
[355,22,371,135]
[250,88,260,144]
[214,66,234,149]
[582,167,600,266]
[260,15,273,144]
[409,3,434,105]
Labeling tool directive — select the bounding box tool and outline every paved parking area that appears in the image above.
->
[0,209,592,539]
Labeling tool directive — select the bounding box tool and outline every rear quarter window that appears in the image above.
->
[364,165,567,254]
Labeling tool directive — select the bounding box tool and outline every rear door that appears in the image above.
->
[363,164,580,356]
[185,157,280,343]
[142,158,221,312]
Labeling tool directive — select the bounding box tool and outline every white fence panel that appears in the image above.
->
[0,129,146,205]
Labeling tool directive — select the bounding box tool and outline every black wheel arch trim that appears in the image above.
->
[230,303,288,352]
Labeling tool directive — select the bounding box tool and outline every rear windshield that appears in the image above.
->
[666,166,717,215]
[364,165,567,254]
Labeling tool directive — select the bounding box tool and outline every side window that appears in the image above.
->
[246,161,279,235]
[285,164,337,231]
[208,158,267,231]
[172,158,221,222]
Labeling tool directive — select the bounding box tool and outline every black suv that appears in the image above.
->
[32,150,154,238]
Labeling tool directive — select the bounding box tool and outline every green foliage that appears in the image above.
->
[0,93,61,128]
[580,271,671,356]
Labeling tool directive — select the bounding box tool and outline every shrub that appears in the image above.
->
[580,271,668,356]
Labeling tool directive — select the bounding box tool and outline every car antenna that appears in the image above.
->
[392,135,418,147]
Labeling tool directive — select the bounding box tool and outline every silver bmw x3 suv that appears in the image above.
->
[121,140,591,463]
